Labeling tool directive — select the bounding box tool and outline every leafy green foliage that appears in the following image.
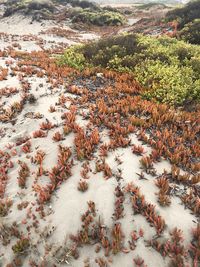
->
[71,9,125,26]
[166,0,200,45]
[135,59,195,104]
[4,0,55,17]
[179,19,200,45]
[166,0,200,28]
[12,238,30,254]
[55,0,100,10]
[58,46,86,70]
[59,34,200,105]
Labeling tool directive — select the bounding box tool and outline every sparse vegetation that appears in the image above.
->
[0,1,200,267]
[3,0,125,26]
[137,2,167,10]
[55,0,100,10]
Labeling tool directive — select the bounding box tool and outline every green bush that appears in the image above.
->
[71,10,125,26]
[166,0,200,28]
[58,46,86,70]
[179,19,200,45]
[77,34,142,66]
[4,0,55,15]
[55,0,100,10]
[59,34,200,106]
[135,59,195,104]
[12,238,30,254]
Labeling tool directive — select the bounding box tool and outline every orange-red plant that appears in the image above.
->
[33,130,47,138]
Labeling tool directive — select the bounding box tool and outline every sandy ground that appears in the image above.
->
[0,12,199,267]
[0,14,99,50]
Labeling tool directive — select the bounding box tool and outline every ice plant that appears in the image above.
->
[181,189,200,216]
[155,176,171,206]
[0,150,13,197]
[95,257,108,267]
[0,199,13,217]
[17,161,30,188]
[63,124,71,135]
[74,127,100,160]
[95,159,112,179]
[0,67,8,81]
[32,150,46,165]
[87,201,96,216]
[12,237,30,254]
[78,180,88,192]
[190,224,200,265]
[21,141,31,154]
[113,186,125,220]
[40,120,54,130]
[46,145,73,195]
[149,227,188,266]
[132,144,145,156]
[126,183,165,235]
[81,162,90,179]
[49,105,56,113]
[33,130,47,138]
[111,223,124,254]
[139,156,154,172]
[52,131,64,142]
[99,144,109,157]
[0,35,199,266]
[133,256,147,267]
[33,184,52,203]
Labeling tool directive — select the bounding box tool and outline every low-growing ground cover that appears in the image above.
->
[0,2,199,267]
[0,29,199,266]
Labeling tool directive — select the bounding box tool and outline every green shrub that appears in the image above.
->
[58,46,86,70]
[4,0,55,16]
[59,34,200,105]
[72,10,125,26]
[12,238,30,254]
[179,19,200,44]
[166,0,200,28]
[70,0,100,10]
[135,59,196,105]
[78,34,142,66]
